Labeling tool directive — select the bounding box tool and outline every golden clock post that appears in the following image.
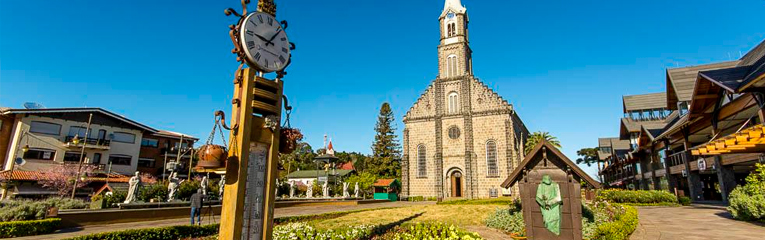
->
[211,1,294,239]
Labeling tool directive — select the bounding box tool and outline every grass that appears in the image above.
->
[437,197,517,206]
[310,204,500,229]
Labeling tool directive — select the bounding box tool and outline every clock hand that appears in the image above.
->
[253,33,275,46]
[267,28,283,46]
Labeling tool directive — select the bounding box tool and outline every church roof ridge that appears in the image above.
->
[403,80,437,121]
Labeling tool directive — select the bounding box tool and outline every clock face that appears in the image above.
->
[240,12,291,72]
[447,12,455,19]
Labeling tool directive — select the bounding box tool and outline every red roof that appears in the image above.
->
[338,161,355,170]
[373,179,398,187]
[0,170,130,183]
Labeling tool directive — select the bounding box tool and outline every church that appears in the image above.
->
[402,0,529,199]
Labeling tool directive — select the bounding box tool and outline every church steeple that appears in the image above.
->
[438,0,472,79]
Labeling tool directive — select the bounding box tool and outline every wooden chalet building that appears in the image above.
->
[598,39,765,203]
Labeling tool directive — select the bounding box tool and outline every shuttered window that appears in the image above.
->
[486,140,498,177]
[417,145,427,178]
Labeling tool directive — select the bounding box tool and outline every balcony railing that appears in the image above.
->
[65,136,111,147]
[667,150,697,167]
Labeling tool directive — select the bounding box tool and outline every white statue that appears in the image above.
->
[322,181,329,198]
[200,175,209,196]
[306,181,313,198]
[167,172,185,202]
[289,181,295,198]
[275,179,280,198]
[354,182,360,198]
[123,171,141,204]
[218,175,226,199]
[342,182,350,198]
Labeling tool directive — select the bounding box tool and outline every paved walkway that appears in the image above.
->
[631,204,765,240]
[14,201,434,240]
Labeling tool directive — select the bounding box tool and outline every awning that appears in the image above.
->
[692,123,765,155]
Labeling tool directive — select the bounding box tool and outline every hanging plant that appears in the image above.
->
[196,112,229,169]
[279,127,303,154]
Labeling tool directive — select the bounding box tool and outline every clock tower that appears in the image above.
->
[439,0,472,78]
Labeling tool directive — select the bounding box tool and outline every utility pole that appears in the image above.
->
[71,113,93,199]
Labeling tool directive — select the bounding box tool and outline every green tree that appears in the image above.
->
[368,102,401,178]
[279,141,318,178]
[524,131,561,155]
[576,147,602,181]
[345,172,378,198]
[335,151,370,172]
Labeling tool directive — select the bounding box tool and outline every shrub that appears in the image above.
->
[65,224,218,240]
[407,196,424,202]
[178,180,201,201]
[596,189,678,205]
[139,183,169,202]
[677,196,691,206]
[589,203,638,240]
[0,218,61,238]
[485,208,524,235]
[728,163,765,221]
[0,198,88,221]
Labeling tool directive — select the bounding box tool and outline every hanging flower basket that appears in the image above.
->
[279,127,303,154]
[196,144,227,168]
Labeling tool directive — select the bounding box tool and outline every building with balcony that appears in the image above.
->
[597,39,765,203]
[138,130,198,178]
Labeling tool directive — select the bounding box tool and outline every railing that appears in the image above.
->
[667,151,686,167]
[65,136,111,147]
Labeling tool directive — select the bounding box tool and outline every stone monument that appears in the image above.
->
[342,182,350,198]
[289,181,295,198]
[201,175,209,196]
[167,172,185,202]
[124,171,142,204]
[354,182,359,198]
[306,181,313,198]
[218,175,226,199]
[322,181,329,198]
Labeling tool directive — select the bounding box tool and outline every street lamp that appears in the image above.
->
[72,134,80,145]
[21,145,29,153]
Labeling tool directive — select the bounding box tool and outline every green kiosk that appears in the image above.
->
[373,179,400,201]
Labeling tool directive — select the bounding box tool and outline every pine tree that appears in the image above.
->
[369,102,401,178]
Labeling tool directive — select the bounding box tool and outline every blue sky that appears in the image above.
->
[1,0,764,179]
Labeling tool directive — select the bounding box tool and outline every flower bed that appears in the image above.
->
[0,218,61,238]
[596,189,678,205]
[484,201,638,240]
[273,222,375,240]
[377,222,482,240]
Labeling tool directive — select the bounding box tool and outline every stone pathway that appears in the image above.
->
[14,201,435,240]
[631,204,765,240]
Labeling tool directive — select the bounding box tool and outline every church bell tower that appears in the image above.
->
[438,0,472,79]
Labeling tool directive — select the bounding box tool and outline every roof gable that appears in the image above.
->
[501,141,600,189]
[623,92,666,112]
[666,61,740,109]
[403,82,436,121]
[469,77,513,113]
[1,108,157,132]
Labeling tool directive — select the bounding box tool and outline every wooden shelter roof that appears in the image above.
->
[501,141,601,189]
[623,92,667,112]
[665,61,740,110]
[373,179,399,187]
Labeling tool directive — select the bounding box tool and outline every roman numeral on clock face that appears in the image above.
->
[246,30,254,36]
[268,17,273,26]
[247,41,255,49]
[257,15,263,23]
[279,55,286,63]
[249,20,257,27]
[282,48,288,53]
[254,52,261,61]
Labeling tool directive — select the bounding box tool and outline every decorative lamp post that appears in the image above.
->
[72,134,80,145]
[21,144,29,153]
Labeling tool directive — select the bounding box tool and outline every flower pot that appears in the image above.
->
[196,144,227,168]
[279,128,303,154]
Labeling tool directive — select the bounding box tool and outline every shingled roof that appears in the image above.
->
[501,141,601,189]
[623,92,667,113]
[666,61,740,110]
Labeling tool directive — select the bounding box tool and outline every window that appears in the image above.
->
[23,148,55,160]
[29,121,61,135]
[111,132,136,144]
[68,126,91,137]
[109,154,132,165]
[448,92,460,114]
[448,23,456,37]
[138,158,156,168]
[445,55,458,78]
[486,140,498,177]
[174,142,189,150]
[448,126,460,139]
[417,145,427,178]
[678,101,690,116]
[63,151,83,162]
[92,153,102,164]
[600,147,612,154]
[141,138,159,148]
[446,23,453,37]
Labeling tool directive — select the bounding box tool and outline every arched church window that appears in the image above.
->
[446,23,452,38]
[449,23,456,37]
[446,55,458,78]
[448,92,460,114]
[486,140,498,177]
[417,144,427,178]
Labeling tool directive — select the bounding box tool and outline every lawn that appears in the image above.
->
[310,204,502,230]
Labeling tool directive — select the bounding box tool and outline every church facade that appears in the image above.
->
[401,0,529,199]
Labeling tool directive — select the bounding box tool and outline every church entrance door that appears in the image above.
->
[451,172,463,198]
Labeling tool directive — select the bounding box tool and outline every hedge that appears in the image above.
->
[0,218,61,238]
[590,204,639,240]
[65,224,219,240]
[596,189,678,205]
